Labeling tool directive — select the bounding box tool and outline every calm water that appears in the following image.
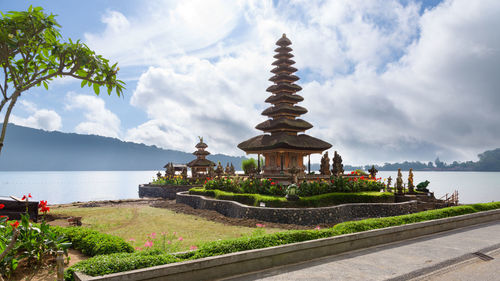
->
[0,171,499,204]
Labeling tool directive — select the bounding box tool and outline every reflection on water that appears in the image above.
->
[0,171,499,204]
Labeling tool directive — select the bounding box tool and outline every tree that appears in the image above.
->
[0,6,124,155]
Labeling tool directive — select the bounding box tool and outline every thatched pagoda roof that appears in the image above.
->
[265,93,304,104]
[195,141,208,149]
[271,65,298,74]
[269,74,299,83]
[261,104,307,117]
[187,158,215,167]
[276,34,292,46]
[255,118,313,132]
[238,133,332,153]
[266,83,302,92]
[193,150,210,156]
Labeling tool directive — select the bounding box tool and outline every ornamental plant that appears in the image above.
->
[0,194,71,278]
[152,175,191,186]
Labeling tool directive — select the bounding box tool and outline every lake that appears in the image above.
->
[0,171,499,204]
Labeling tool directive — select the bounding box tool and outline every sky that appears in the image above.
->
[1,0,499,165]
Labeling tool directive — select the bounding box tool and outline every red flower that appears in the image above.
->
[41,206,50,213]
[39,200,48,209]
[28,193,32,198]
[11,221,19,228]
[271,182,275,185]
[0,215,8,219]
[21,195,26,200]
[0,204,4,209]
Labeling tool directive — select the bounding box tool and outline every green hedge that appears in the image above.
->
[64,250,180,280]
[189,188,394,207]
[65,202,500,280]
[51,226,134,256]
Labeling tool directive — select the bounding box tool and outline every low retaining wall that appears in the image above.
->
[74,209,500,281]
[176,192,417,226]
[138,185,200,199]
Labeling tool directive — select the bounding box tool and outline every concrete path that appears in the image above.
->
[222,221,500,281]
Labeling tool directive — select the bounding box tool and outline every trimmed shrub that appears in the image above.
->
[64,250,179,280]
[51,226,134,256]
[189,188,393,207]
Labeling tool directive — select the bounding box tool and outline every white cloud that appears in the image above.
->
[10,100,62,131]
[65,93,121,138]
[89,0,500,164]
[84,0,244,66]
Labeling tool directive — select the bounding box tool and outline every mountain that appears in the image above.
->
[0,124,245,171]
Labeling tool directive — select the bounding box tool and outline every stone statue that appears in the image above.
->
[207,166,215,178]
[408,168,415,193]
[229,163,236,175]
[320,152,331,175]
[396,168,403,194]
[225,163,231,175]
[331,151,344,176]
[215,162,224,178]
[165,162,175,178]
[368,165,378,179]
[288,165,299,184]
[156,171,162,179]
[181,167,188,179]
[387,176,392,190]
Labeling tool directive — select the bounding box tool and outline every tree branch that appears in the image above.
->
[0,91,20,155]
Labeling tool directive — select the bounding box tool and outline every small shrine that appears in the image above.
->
[238,34,332,176]
[187,137,216,177]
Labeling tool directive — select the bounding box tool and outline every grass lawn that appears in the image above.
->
[50,205,284,251]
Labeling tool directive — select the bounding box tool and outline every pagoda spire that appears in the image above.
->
[256,34,313,134]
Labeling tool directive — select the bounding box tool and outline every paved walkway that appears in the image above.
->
[222,221,500,281]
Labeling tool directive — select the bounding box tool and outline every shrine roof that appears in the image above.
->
[238,133,332,152]
[187,158,216,167]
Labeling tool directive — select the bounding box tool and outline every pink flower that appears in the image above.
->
[135,247,143,251]
[173,232,177,236]
[314,226,321,230]
[178,237,183,241]
[150,232,157,239]
[190,245,198,250]
[128,238,136,242]
[256,223,265,228]
[144,240,153,248]
[167,240,172,244]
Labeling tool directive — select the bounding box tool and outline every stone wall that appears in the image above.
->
[176,192,418,226]
[138,184,201,199]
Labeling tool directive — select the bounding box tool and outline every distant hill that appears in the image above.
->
[0,124,245,171]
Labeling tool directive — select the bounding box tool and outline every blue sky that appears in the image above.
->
[1,0,499,165]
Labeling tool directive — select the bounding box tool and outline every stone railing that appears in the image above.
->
[176,191,417,226]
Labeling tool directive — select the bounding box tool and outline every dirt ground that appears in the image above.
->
[49,198,314,230]
[8,249,86,281]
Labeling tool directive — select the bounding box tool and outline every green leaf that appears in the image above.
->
[81,80,87,87]
[42,80,48,90]
[93,83,100,95]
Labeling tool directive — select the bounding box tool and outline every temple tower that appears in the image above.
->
[238,34,331,176]
[187,137,215,176]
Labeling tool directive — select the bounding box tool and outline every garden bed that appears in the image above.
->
[177,190,412,226]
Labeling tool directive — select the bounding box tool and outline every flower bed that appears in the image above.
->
[64,202,500,280]
[202,176,385,197]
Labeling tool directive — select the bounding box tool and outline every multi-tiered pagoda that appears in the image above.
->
[187,137,215,176]
[238,34,331,176]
